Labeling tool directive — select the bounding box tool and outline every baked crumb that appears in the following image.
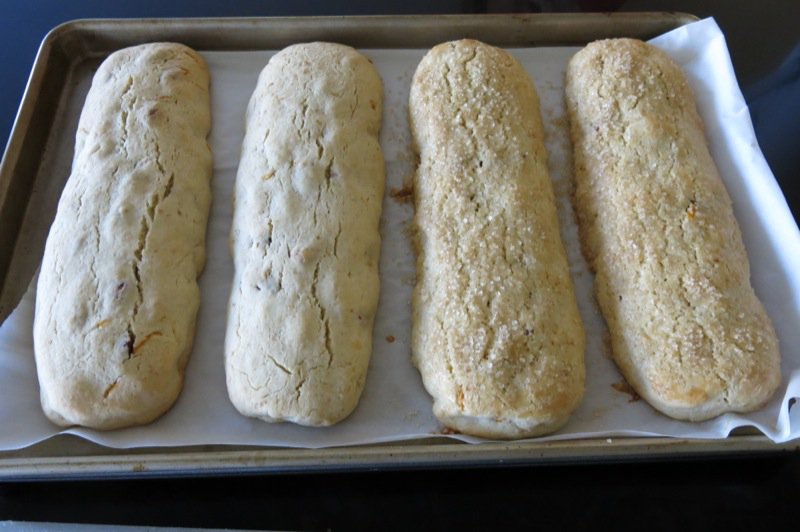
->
[390,183,414,203]
[601,331,612,358]
[611,381,641,402]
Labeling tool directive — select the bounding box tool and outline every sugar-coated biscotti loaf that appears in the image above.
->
[33,43,213,430]
[565,38,781,421]
[225,43,385,426]
[409,39,586,439]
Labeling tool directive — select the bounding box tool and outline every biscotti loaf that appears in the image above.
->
[33,43,213,429]
[565,38,781,421]
[225,43,385,426]
[409,39,586,439]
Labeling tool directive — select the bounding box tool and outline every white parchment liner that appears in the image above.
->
[1,18,798,450]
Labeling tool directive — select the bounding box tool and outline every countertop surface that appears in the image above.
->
[1,1,798,530]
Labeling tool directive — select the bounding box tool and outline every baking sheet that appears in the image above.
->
[0,17,798,451]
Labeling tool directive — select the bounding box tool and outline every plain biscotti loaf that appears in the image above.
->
[225,42,385,426]
[565,38,781,421]
[33,43,213,429]
[409,39,586,439]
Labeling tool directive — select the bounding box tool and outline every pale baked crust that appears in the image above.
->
[225,43,385,426]
[33,43,213,429]
[565,38,781,421]
[409,39,586,439]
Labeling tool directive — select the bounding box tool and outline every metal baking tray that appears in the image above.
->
[1,13,797,481]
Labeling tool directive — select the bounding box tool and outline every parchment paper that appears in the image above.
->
[1,17,798,450]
